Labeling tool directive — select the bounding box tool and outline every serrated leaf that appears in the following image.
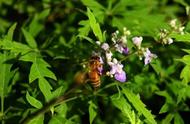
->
[28,115,44,124]
[180,65,190,84]
[26,92,43,109]
[88,100,97,124]
[78,20,90,37]
[22,28,37,48]
[29,55,56,101]
[122,88,157,124]
[87,8,103,42]
[29,57,56,82]
[111,94,136,124]
[0,39,32,55]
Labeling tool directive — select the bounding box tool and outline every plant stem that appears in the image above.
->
[20,86,79,124]
[1,95,4,124]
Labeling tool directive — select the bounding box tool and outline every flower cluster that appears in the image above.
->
[132,36,157,65]
[96,27,131,82]
[158,19,185,45]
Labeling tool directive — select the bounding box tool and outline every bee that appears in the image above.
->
[74,56,103,90]
[88,56,103,89]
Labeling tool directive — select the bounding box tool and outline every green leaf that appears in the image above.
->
[87,8,103,42]
[180,65,190,84]
[161,113,174,124]
[174,113,184,124]
[26,92,43,109]
[22,28,38,48]
[0,53,14,97]
[111,94,136,124]
[88,100,97,124]
[29,55,56,101]
[0,39,32,55]
[178,55,190,65]
[29,9,50,37]
[122,88,157,124]
[182,49,190,54]
[170,33,190,42]
[159,103,170,114]
[52,86,63,98]
[78,20,90,37]
[5,23,17,41]
[48,115,67,124]
[29,56,56,82]
[28,115,44,124]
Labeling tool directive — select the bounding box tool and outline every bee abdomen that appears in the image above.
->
[90,79,100,89]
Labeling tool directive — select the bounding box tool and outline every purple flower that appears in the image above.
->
[123,47,129,55]
[108,58,126,82]
[114,71,126,82]
[144,48,157,65]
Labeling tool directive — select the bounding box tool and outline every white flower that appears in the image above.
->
[96,41,101,45]
[106,51,113,62]
[143,48,157,65]
[167,38,173,44]
[101,43,109,51]
[132,36,143,49]
[169,19,177,28]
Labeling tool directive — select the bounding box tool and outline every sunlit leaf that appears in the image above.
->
[22,28,38,48]
[87,8,103,42]
[122,88,157,124]
[26,92,43,109]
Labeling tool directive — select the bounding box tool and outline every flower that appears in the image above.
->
[123,47,129,55]
[167,38,173,44]
[101,43,109,51]
[169,19,177,28]
[96,41,101,45]
[107,58,126,82]
[114,43,124,53]
[132,36,143,49]
[106,51,113,62]
[143,48,157,65]
[114,71,126,82]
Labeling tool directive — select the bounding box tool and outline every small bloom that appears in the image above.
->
[96,41,101,45]
[114,43,124,53]
[169,19,177,28]
[101,43,109,51]
[121,36,127,44]
[144,48,157,65]
[106,51,113,62]
[108,59,126,82]
[114,71,126,82]
[132,36,143,48]
[123,47,129,55]
[179,26,185,35]
[167,38,173,44]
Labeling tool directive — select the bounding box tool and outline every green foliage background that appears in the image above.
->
[0,0,190,124]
